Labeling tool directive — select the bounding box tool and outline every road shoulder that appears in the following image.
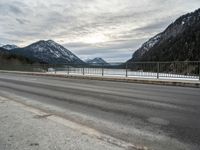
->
[0,95,127,150]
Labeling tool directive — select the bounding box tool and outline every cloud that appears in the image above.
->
[0,0,200,62]
[0,3,23,15]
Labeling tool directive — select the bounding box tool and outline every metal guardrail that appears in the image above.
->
[0,61,199,81]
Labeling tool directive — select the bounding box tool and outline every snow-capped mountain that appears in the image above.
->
[131,34,162,60]
[85,57,110,66]
[129,8,200,62]
[2,44,19,50]
[11,40,84,64]
[86,57,109,65]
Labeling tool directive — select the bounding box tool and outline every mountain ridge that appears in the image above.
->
[10,40,84,64]
[86,57,108,64]
[2,44,19,50]
[128,8,200,62]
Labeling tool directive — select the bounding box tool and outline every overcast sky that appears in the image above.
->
[0,0,200,62]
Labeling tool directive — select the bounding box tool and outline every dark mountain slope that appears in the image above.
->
[129,8,200,62]
[0,47,33,65]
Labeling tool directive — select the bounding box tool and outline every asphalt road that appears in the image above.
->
[0,73,200,150]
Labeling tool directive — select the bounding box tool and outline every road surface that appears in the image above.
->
[0,95,124,150]
[0,73,200,150]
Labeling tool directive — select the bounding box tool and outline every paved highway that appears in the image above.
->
[0,73,200,150]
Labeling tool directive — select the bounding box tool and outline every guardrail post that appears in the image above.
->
[157,62,160,79]
[83,66,85,76]
[42,64,45,72]
[54,64,57,74]
[102,64,104,76]
[126,63,128,77]
[186,62,189,76]
[67,65,69,75]
[199,62,200,81]
[44,64,47,72]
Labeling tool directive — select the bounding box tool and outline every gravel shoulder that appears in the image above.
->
[0,96,125,150]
